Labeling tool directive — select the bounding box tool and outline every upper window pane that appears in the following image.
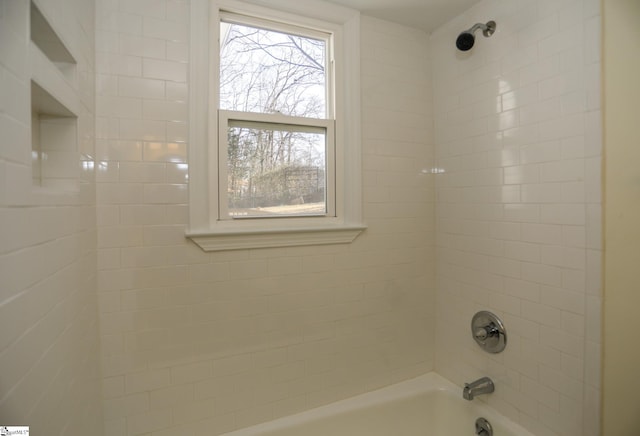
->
[219,19,328,118]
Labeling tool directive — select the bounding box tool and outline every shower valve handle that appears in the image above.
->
[474,324,498,341]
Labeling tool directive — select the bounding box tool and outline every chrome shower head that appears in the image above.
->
[456,21,496,51]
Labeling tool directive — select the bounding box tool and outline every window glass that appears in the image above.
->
[226,121,327,217]
[219,20,328,119]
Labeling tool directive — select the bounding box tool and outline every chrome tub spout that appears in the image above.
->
[463,377,494,401]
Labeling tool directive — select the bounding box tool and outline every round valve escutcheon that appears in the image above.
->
[471,311,506,353]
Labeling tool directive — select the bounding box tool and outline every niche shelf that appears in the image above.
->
[29,1,80,193]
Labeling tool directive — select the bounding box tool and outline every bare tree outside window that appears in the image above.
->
[219,19,330,217]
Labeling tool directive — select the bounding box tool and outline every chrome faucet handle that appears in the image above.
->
[473,324,498,341]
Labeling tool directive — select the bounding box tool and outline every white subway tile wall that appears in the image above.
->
[430,0,601,435]
[0,0,103,434]
[95,2,435,434]
[0,0,602,433]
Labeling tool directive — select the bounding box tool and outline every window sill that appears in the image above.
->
[186,224,366,252]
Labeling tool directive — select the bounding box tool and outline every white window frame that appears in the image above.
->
[187,0,365,251]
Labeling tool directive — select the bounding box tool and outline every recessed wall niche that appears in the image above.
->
[29,1,79,192]
[31,82,79,191]
[30,1,76,80]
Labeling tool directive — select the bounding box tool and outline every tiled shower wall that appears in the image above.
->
[95,1,435,434]
[430,1,601,435]
[0,0,103,434]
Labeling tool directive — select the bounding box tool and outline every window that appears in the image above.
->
[187,0,365,251]
[219,14,333,219]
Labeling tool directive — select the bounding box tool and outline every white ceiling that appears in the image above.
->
[322,0,481,33]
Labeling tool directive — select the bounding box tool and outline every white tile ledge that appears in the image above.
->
[186,225,367,252]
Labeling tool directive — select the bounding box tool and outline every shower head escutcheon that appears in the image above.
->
[456,21,496,51]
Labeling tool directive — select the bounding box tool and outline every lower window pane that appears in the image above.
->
[227,124,327,218]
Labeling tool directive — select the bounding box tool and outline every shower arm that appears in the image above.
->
[468,21,496,37]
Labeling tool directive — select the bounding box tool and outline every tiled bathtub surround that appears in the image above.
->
[95,1,434,434]
[0,0,602,434]
[0,0,103,434]
[430,1,601,435]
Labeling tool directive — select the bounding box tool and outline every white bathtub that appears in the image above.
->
[222,372,535,436]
